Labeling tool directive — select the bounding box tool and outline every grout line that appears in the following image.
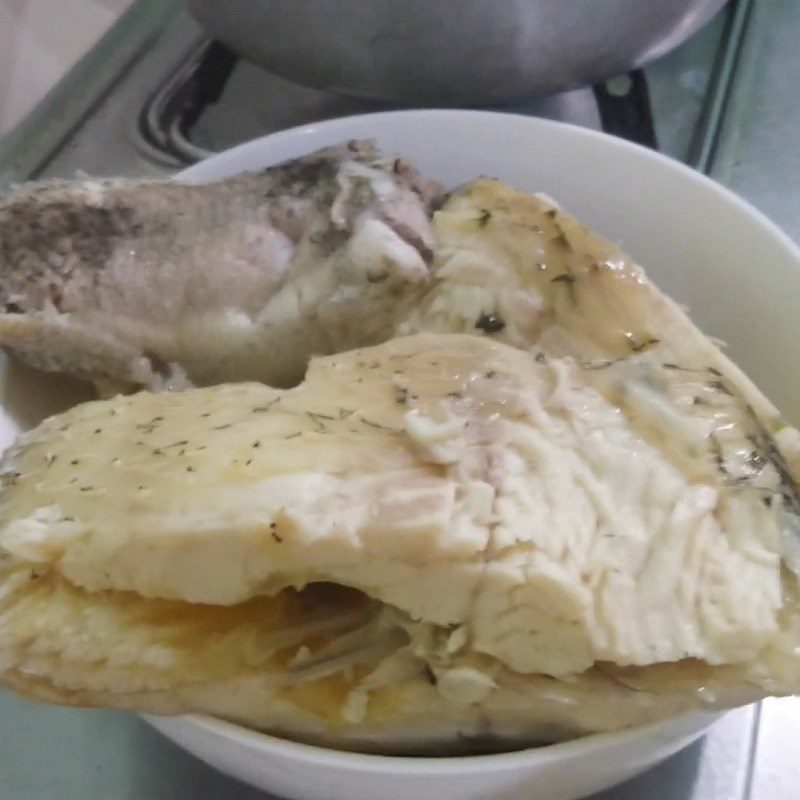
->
[742,701,762,800]
[687,0,754,174]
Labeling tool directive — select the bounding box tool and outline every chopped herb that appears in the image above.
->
[245,458,253,466]
[552,232,571,250]
[201,412,211,418]
[476,208,492,227]
[550,273,576,285]
[359,417,401,433]
[708,379,733,396]
[271,530,284,544]
[186,465,196,473]
[307,411,334,432]
[708,434,732,480]
[580,359,616,370]
[475,312,506,333]
[395,387,409,405]
[422,664,437,685]
[447,391,464,399]
[213,423,232,430]
[485,371,498,379]
[252,401,278,413]
[284,432,302,440]
[79,486,94,492]
[631,337,660,353]
[252,440,261,449]
[534,352,546,364]
[1,471,21,486]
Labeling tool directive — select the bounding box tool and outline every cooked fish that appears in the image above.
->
[401,179,800,575]
[0,327,798,751]
[0,141,438,393]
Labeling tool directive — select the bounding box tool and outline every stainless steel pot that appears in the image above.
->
[186,0,727,104]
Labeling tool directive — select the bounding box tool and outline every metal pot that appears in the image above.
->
[186,0,727,104]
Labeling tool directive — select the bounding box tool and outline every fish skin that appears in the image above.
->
[0,141,439,392]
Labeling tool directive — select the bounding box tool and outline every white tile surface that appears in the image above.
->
[591,707,758,800]
[0,0,130,134]
[748,697,800,800]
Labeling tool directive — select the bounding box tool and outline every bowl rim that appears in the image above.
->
[166,108,796,773]
[156,710,720,772]
[177,108,800,267]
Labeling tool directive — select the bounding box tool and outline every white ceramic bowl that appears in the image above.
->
[142,109,799,798]
[146,711,719,800]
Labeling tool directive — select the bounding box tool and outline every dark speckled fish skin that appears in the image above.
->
[0,141,439,392]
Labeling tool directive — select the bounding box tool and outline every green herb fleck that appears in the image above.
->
[475,313,506,333]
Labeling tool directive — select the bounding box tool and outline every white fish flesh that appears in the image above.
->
[0,176,798,753]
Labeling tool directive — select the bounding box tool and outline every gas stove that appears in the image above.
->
[0,1,746,180]
[0,1,799,798]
